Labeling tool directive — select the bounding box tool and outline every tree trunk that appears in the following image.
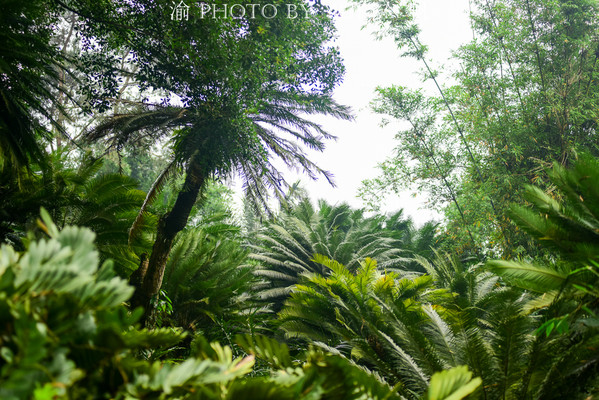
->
[129,252,148,289]
[130,155,205,325]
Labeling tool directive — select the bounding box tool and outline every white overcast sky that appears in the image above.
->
[236,0,473,225]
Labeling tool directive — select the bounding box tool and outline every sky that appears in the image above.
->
[235,0,473,225]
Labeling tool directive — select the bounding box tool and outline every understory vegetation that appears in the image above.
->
[2,0,599,398]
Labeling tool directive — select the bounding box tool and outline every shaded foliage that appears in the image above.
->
[0,153,153,276]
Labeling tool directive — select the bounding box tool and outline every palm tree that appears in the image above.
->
[86,91,352,321]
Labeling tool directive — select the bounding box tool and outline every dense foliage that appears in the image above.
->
[357,0,599,256]
[1,0,599,398]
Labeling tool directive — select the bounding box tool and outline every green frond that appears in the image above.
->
[235,334,294,369]
[421,305,459,368]
[122,327,187,349]
[522,290,559,313]
[85,107,191,147]
[160,226,256,335]
[509,154,599,262]
[487,260,568,292]
[0,0,68,177]
[250,199,413,309]
[253,269,297,282]
[256,286,294,301]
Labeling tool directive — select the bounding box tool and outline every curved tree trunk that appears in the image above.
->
[130,154,205,325]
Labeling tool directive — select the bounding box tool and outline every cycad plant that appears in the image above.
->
[70,171,154,276]
[279,250,597,399]
[278,255,455,398]
[249,199,404,309]
[234,333,481,400]
[419,249,599,399]
[0,209,481,400]
[0,0,69,179]
[489,154,599,323]
[418,251,599,399]
[503,153,599,262]
[486,154,599,397]
[159,218,261,341]
[418,252,537,400]
[0,153,152,275]
[379,209,442,272]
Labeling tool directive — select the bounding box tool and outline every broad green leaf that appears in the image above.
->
[425,366,482,400]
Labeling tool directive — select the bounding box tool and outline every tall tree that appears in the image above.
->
[77,0,350,319]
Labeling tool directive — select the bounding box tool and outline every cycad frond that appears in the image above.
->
[160,225,257,336]
[0,0,70,177]
[250,199,407,309]
[487,260,568,293]
[279,255,461,395]
[85,107,193,149]
[424,366,482,400]
[509,154,599,262]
